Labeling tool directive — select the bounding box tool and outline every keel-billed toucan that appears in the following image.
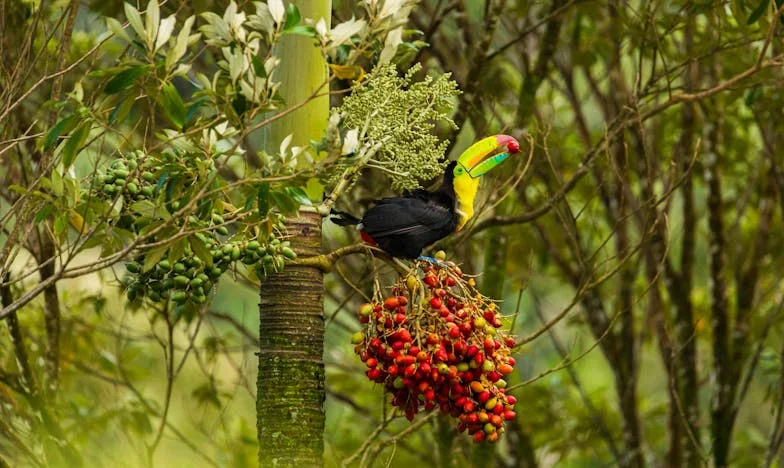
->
[331,135,520,258]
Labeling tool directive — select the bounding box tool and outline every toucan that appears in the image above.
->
[330,135,520,259]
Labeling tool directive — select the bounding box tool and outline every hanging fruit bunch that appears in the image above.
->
[351,252,517,443]
[98,150,298,313]
[123,232,295,308]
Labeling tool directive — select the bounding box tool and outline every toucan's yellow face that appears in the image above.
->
[452,135,520,230]
[452,165,480,230]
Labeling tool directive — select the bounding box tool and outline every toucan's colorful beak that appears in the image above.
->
[456,134,520,178]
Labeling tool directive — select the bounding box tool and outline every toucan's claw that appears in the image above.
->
[417,256,449,268]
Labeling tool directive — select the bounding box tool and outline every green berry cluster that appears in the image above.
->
[123,231,297,306]
[97,150,157,201]
[124,251,216,305]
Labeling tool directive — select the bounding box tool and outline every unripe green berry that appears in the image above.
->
[174,276,190,288]
[171,291,187,303]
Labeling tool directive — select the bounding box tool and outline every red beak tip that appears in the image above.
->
[507,140,520,154]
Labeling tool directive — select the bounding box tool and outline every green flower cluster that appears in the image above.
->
[327,63,460,192]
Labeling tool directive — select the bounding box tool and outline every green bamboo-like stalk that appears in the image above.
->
[260,2,330,156]
[257,2,331,466]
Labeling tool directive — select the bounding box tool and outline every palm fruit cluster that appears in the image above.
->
[124,232,296,306]
[95,150,157,202]
[351,253,518,443]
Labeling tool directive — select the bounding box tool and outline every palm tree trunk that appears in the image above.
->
[258,212,324,467]
[256,2,331,466]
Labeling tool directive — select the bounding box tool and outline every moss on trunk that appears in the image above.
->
[257,211,325,467]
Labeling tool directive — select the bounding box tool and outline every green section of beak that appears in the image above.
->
[456,136,501,169]
[468,152,510,178]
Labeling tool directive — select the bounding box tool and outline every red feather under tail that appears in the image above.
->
[360,231,377,246]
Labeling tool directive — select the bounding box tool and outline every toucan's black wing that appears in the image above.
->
[361,193,458,258]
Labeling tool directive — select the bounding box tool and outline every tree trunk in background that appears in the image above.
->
[258,212,324,467]
[257,2,330,466]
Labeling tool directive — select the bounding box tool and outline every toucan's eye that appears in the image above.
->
[454,166,465,175]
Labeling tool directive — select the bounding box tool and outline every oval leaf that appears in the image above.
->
[161,82,186,129]
[105,66,147,94]
[747,0,770,24]
[62,121,91,168]
[44,115,79,151]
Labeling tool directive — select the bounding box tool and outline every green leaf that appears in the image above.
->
[54,214,67,236]
[282,25,316,37]
[251,55,267,78]
[777,0,784,23]
[143,244,169,272]
[104,66,147,94]
[185,97,207,125]
[123,2,146,40]
[189,236,213,267]
[161,82,186,129]
[270,190,298,215]
[145,0,160,51]
[106,17,131,42]
[44,115,79,151]
[62,121,91,168]
[282,3,301,31]
[110,94,136,124]
[257,182,270,217]
[192,383,221,408]
[129,200,171,220]
[35,205,54,224]
[51,170,63,197]
[285,186,311,206]
[127,410,153,435]
[745,86,762,107]
[167,238,187,264]
[747,0,770,24]
[9,185,27,196]
[89,66,130,78]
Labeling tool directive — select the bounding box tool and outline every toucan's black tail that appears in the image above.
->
[329,209,361,227]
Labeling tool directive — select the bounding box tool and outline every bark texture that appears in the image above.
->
[257,211,325,467]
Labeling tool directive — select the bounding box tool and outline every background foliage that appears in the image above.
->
[1,0,784,467]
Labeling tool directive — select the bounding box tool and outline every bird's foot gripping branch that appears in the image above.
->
[351,252,517,444]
